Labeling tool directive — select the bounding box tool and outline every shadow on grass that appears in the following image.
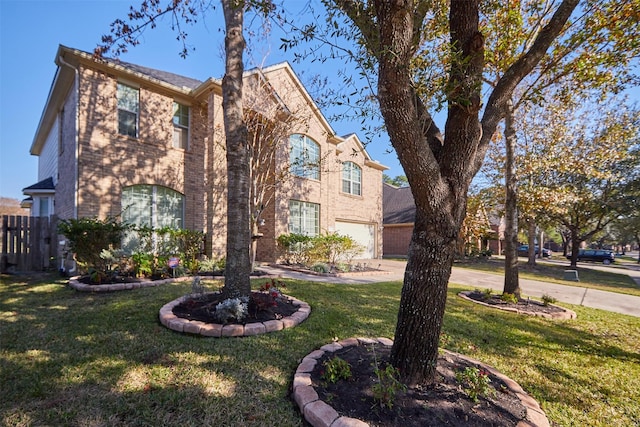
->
[2,274,639,426]
[445,285,640,424]
[0,274,400,426]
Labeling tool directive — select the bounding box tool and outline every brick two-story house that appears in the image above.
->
[24,45,387,263]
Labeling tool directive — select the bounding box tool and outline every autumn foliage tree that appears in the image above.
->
[283,0,580,386]
[479,0,640,296]
[520,99,640,267]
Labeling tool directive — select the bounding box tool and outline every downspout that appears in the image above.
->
[57,54,79,220]
[57,54,79,274]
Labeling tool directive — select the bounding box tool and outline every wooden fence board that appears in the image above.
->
[1,215,58,273]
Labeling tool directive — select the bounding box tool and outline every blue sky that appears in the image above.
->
[2,2,638,202]
[0,0,402,202]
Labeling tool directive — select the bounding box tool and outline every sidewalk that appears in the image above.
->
[260,259,640,318]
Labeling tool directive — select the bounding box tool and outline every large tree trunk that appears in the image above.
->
[375,0,483,386]
[568,226,580,268]
[221,0,251,298]
[390,204,463,386]
[503,99,520,296]
[336,0,578,387]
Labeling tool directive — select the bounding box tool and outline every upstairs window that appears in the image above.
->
[290,134,320,180]
[173,102,189,149]
[342,161,362,196]
[117,83,139,137]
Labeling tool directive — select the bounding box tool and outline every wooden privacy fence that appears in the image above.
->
[1,215,59,273]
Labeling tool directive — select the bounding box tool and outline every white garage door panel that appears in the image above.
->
[334,221,375,259]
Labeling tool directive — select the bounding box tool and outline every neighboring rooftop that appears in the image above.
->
[383,183,415,224]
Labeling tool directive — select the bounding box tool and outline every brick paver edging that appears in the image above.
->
[458,291,577,319]
[270,264,391,278]
[158,293,311,337]
[68,276,193,292]
[293,337,551,427]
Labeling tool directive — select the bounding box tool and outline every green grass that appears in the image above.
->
[2,273,639,426]
[455,257,640,297]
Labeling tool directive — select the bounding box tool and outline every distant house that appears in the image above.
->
[383,183,500,257]
[24,45,387,263]
[382,183,415,257]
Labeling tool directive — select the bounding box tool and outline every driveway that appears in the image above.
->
[261,259,640,318]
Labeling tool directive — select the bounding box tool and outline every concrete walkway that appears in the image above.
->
[260,259,640,318]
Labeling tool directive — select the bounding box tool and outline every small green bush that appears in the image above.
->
[500,293,519,304]
[541,294,557,306]
[276,233,313,264]
[456,366,494,403]
[372,364,407,409]
[321,357,352,384]
[276,232,363,268]
[198,256,226,273]
[311,263,331,273]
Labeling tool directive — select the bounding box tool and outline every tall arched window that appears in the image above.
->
[342,161,362,196]
[289,134,320,180]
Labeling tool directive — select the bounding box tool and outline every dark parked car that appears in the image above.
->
[517,245,551,257]
[566,249,616,265]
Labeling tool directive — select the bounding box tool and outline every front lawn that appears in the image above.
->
[455,257,640,297]
[1,273,639,426]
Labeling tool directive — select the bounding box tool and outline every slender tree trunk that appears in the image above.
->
[221,0,251,298]
[503,100,520,296]
[568,226,580,267]
[527,218,536,266]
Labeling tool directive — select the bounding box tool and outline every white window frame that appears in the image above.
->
[289,134,320,180]
[121,185,185,229]
[342,161,362,196]
[117,82,139,138]
[172,102,189,149]
[289,200,320,236]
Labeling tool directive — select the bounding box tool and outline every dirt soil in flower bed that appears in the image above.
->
[311,343,527,427]
[464,290,566,316]
[172,292,299,325]
[77,275,154,285]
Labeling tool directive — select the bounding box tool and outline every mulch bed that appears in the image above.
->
[171,291,299,325]
[310,342,528,426]
[463,290,567,316]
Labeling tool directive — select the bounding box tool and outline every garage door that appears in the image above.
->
[334,221,375,259]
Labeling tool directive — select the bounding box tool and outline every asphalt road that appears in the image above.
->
[261,258,640,318]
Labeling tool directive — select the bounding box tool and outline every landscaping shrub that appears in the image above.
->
[276,232,362,268]
[59,216,204,280]
[306,232,363,266]
[58,216,131,275]
[276,233,313,264]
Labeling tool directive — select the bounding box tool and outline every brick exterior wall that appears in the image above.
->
[39,55,386,264]
[383,224,413,257]
[73,65,209,233]
[55,81,78,221]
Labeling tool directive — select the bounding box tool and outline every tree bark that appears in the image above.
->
[221,0,251,298]
[336,0,579,386]
[503,99,520,296]
[527,219,536,266]
[568,226,580,267]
